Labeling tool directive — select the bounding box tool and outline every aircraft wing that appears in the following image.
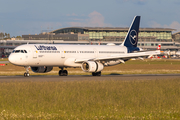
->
[75,50,160,63]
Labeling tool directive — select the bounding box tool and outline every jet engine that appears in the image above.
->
[81,61,104,72]
[31,66,53,73]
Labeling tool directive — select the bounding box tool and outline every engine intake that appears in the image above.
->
[31,66,53,73]
[81,61,104,72]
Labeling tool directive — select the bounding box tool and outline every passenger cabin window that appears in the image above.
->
[12,50,28,53]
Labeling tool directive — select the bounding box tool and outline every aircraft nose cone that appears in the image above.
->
[8,54,13,63]
[8,54,17,65]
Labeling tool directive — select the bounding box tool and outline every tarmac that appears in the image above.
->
[0,61,9,64]
[0,74,180,82]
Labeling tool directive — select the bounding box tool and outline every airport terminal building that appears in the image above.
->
[22,27,177,50]
[1,27,180,56]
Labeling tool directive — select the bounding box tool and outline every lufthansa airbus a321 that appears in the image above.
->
[8,16,160,77]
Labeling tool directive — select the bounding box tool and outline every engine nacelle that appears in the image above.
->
[31,66,53,73]
[81,61,104,72]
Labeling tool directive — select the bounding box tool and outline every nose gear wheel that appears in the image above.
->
[24,66,30,77]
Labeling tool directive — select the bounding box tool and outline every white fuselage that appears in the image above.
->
[8,44,127,67]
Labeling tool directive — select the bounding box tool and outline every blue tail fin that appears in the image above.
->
[121,16,140,48]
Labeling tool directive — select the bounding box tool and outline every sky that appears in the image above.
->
[0,0,180,37]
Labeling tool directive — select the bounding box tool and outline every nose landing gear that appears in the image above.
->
[24,66,30,77]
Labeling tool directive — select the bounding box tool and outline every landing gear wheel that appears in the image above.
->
[63,70,68,76]
[59,70,68,76]
[24,72,29,77]
[24,66,30,77]
[59,70,63,76]
[92,72,96,76]
[96,71,101,76]
[92,71,101,76]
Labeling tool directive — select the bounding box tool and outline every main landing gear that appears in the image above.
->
[59,68,68,76]
[58,67,101,76]
[92,71,101,76]
[24,66,30,77]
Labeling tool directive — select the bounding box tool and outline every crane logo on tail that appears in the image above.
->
[129,30,137,45]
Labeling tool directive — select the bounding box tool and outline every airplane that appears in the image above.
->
[148,44,161,59]
[176,51,180,56]
[8,16,160,77]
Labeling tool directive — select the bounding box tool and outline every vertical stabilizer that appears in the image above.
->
[121,16,140,48]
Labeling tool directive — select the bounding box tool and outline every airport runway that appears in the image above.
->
[0,61,9,63]
[0,74,180,82]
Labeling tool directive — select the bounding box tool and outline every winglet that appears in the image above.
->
[121,16,141,48]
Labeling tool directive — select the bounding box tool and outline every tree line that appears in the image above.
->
[0,32,22,40]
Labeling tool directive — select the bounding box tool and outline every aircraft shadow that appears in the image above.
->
[109,73,122,75]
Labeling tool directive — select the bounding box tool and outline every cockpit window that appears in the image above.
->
[15,50,20,53]
[12,50,28,53]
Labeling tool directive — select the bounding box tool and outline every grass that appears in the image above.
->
[1,59,180,76]
[0,58,8,61]
[0,79,180,119]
